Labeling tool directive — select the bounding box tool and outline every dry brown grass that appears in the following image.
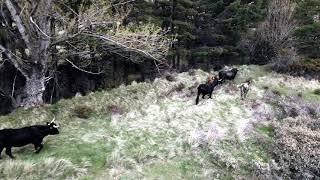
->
[71,105,95,119]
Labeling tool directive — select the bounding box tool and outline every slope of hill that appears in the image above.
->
[0,65,319,179]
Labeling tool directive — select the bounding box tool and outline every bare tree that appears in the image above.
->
[0,0,172,107]
[250,0,297,67]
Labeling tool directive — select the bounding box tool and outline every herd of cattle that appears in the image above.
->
[196,68,250,104]
[0,67,251,159]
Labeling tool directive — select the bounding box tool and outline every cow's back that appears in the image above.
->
[0,126,42,147]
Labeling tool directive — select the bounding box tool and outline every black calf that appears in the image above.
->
[0,118,59,159]
[196,77,219,105]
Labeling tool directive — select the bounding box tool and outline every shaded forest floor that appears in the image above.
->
[0,65,319,179]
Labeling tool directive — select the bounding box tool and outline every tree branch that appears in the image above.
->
[0,44,27,77]
[83,32,166,63]
[51,32,82,47]
[5,0,32,50]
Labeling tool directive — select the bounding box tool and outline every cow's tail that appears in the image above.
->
[196,91,200,105]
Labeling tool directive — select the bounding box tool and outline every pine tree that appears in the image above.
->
[293,0,320,59]
[128,0,268,70]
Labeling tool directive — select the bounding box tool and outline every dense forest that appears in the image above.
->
[0,0,319,113]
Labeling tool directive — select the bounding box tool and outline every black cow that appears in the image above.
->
[196,76,219,105]
[0,118,59,159]
[218,68,239,83]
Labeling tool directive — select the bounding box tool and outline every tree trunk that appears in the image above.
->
[21,67,45,107]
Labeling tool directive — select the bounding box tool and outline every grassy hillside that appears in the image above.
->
[0,65,319,179]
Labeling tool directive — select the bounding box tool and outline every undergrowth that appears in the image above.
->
[0,65,319,179]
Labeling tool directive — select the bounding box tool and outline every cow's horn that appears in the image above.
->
[53,124,59,128]
[50,116,56,123]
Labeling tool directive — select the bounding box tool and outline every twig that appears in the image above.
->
[154,59,161,75]
[0,90,5,97]
[112,0,136,6]
[11,71,17,97]
[64,58,104,75]
[50,84,55,104]
[30,16,51,38]
[0,59,8,68]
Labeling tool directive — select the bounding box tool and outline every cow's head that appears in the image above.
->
[46,117,60,135]
[232,68,238,72]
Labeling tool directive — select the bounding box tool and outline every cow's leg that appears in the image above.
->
[209,91,213,99]
[244,89,248,98]
[5,147,14,159]
[241,88,245,100]
[196,91,201,105]
[0,145,3,159]
[34,141,44,154]
[35,144,43,153]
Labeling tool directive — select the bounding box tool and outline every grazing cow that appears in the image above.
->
[218,68,239,83]
[238,80,252,100]
[0,118,59,159]
[196,76,219,105]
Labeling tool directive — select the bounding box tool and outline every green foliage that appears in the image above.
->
[257,125,275,138]
[291,0,320,72]
[294,0,320,25]
[294,23,320,58]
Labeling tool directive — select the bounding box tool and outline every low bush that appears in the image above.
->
[314,89,320,95]
[271,117,320,179]
[71,105,95,119]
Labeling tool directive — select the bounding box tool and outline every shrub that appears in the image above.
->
[271,89,281,96]
[288,108,299,118]
[270,117,320,179]
[106,104,125,115]
[307,106,317,118]
[314,89,320,95]
[72,105,94,119]
[159,83,186,97]
[165,74,176,82]
[175,83,186,92]
[188,69,196,76]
